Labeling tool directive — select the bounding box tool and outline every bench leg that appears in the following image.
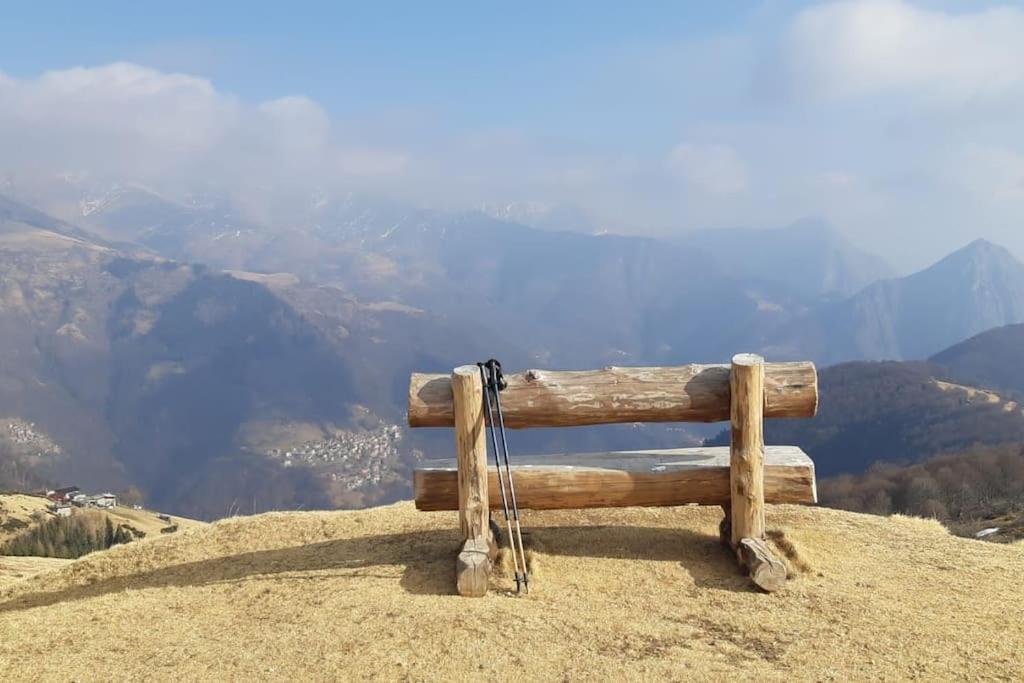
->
[729,354,787,592]
[452,365,493,596]
[737,537,787,592]
[456,536,493,597]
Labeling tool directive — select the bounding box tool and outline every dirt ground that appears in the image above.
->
[0,502,1021,681]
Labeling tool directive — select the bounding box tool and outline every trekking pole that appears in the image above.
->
[486,359,529,593]
[478,362,524,593]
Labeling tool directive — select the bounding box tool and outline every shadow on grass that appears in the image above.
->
[523,525,750,592]
[0,524,749,613]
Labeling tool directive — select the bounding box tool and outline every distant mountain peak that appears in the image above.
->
[793,237,1024,364]
[960,237,1014,259]
[925,238,1020,278]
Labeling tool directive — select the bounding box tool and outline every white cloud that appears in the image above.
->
[0,63,236,174]
[784,0,1024,104]
[4,5,1024,273]
[36,62,216,96]
[667,143,749,195]
[0,62,635,225]
[0,63,415,209]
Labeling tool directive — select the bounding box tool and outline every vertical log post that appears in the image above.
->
[730,353,787,591]
[730,353,766,545]
[452,365,494,596]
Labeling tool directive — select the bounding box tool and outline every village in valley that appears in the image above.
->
[265,422,405,491]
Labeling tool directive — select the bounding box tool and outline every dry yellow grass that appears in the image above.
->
[0,493,204,588]
[0,556,71,588]
[0,494,51,545]
[103,505,205,537]
[0,502,1021,681]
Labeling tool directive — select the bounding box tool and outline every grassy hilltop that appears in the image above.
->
[0,494,204,586]
[0,502,1021,680]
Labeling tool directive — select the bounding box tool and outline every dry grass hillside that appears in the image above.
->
[0,494,203,542]
[0,494,51,544]
[0,502,1022,681]
[0,494,205,578]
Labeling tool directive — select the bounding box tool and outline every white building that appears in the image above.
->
[93,493,117,509]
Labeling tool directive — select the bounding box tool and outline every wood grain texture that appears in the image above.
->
[455,536,492,597]
[452,365,488,542]
[738,537,787,593]
[408,362,817,429]
[414,446,816,511]
[730,353,766,546]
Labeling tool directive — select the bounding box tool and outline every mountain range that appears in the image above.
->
[678,218,893,299]
[4,182,1024,517]
[767,239,1024,364]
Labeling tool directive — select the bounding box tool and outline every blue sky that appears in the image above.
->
[0,2,766,133]
[2,1,1023,269]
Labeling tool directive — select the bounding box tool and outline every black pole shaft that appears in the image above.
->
[486,359,529,592]
[479,363,523,592]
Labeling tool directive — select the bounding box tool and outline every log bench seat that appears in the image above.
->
[414,445,816,511]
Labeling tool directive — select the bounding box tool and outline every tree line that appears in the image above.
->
[820,443,1024,524]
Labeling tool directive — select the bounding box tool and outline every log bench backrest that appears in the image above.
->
[408,361,817,429]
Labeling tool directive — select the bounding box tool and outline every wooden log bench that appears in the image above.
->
[407,354,818,596]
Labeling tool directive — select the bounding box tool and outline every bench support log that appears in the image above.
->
[728,354,789,591]
[452,365,493,596]
[456,536,496,598]
[730,354,766,546]
[738,537,787,592]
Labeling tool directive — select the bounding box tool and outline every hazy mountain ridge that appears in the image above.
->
[0,196,434,517]
[767,239,1024,364]
[679,218,893,299]
[73,186,1024,370]
[0,194,701,516]
[60,189,824,366]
